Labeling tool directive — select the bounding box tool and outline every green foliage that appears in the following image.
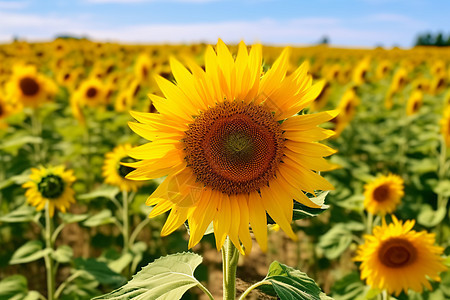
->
[0,275,41,300]
[256,261,327,300]
[93,252,206,300]
[74,258,126,287]
[9,240,51,265]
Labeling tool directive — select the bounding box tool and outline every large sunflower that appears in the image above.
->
[102,144,144,192]
[363,174,404,215]
[22,166,76,217]
[126,40,336,254]
[355,216,447,296]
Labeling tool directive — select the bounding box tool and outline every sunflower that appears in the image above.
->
[406,90,423,116]
[430,75,446,95]
[375,60,391,80]
[336,87,359,124]
[354,216,447,296]
[6,65,57,107]
[72,77,107,108]
[364,174,404,215]
[440,106,450,147]
[352,58,370,85]
[0,93,20,129]
[56,68,82,92]
[134,53,152,84]
[126,40,336,254]
[103,144,144,192]
[390,68,407,93]
[22,166,76,217]
[310,81,331,112]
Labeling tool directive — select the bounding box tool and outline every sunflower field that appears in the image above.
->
[0,39,449,300]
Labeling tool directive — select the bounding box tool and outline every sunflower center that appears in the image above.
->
[38,174,65,199]
[412,100,420,112]
[19,77,40,96]
[86,87,97,98]
[0,103,4,117]
[184,101,285,195]
[379,238,416,268]
[373,184,390,202]
[345,102,353,115]
[118,157,137,178]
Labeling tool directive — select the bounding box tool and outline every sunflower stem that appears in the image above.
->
[44,202,55,300]
[129,217,150,247]
[366,212,374,234]
[222,237,239,300]
[436,136,448,243]
[31,108,43,164]
[122,190,131,277]
[238,280,270,300]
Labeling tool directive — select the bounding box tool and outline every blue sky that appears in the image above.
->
[0,0,448,47]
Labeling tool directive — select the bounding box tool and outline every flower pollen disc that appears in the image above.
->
[184,101,285,195]
[19,77,40,96]
[378,238,416,268]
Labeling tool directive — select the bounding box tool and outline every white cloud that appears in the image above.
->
[0,12,422,47]
[0,1,29,9]
[365,13,427,28]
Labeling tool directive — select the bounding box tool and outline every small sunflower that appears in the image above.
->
[134,53,152,84]
[352,58,370,85]
[355,216,447,296]
[406,90,423,116]
[310,81,331,112]
[6,65,57,107]
[375,60,391,80]
[336,87,359,124]
[364,174,404,215]
[72,77,107,108]
[22,166,76,217]
[430,75,446,95]
[440,106,450,147]
[390,68,407,93]
[126,40,336,254]
[102,144,144,192]
[0,93,20,129]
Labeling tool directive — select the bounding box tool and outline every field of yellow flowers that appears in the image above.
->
[0,38,449,300]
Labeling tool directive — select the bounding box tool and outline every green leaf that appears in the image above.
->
[58,212,89,224]
[317,224,352,260]
[9,241,51,265]
[0,172,30,190]
[0,275,28,299]
[74,257,125,286]
[0,205,38,223]
[417,204,447,228]
[130,241,148,274]
[51,245,73,263]
[433,180,450,197]
[0,135,42,154]
[93,252,206,300]
[108,253,133,274]
[330,271,367,300]
[83,210,116,227]
[257,261,326,300]
[78,185,120,201]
